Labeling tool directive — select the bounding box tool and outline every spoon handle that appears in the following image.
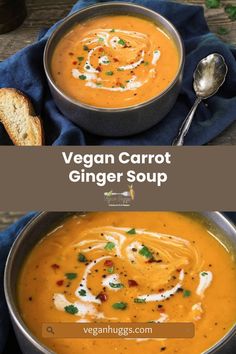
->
[172,97,202,146]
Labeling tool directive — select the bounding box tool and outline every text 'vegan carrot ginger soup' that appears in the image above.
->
[51,15,180,108]
[18,212,236,354]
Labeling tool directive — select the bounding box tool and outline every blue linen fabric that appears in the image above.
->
[0,0,236,145]
[0,211,236,353]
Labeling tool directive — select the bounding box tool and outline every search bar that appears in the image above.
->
[42,322,195,339]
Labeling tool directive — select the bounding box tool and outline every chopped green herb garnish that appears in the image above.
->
[183,289,191,298]
[225,4,236,21]
[139,245,153,259]
[112,302,127,310]
[205,0,220,9]
[64,305,78,315]
[118,38,126,46]
[134,298,146,303]
[79,289,87,296]
[96,82,102,87]
[144,61,149,66]
[78,56,84,62]
[109,282,124,288]
[79,75,87,80]
[127,228,136,235]
[83,45,89,51]
[110,29,116,33]
[107,267,114,273]
[78,253,87,262]
[105,242,115,250]
[117,68,124,71]
[120,84,125,89]
[201,272,208,276]
[217,26,230,35]
[98,37,104,42]
[65,273,77,280]
[106,71,114,76]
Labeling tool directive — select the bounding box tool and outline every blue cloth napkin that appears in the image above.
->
[0,0,236,145]
[0,211,236,353]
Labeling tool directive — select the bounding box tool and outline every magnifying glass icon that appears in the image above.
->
[47,326,55,335]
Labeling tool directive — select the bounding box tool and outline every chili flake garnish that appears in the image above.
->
[128,279,138,287]
[51,264,60,269]
[96,292,108,302]
[104,260,113,267]
[64,305,78,315]
[56,280,64,286]
[112,302,127,310]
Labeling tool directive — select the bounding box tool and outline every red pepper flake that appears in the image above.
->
[69,52,74,56]
[113,58,119,62]
[176,269,181,273]
[56,280,64,286]
[158,288,165,293]
[99,47,104,52]
[104,260,113,267]
[72,61,77,65]
[158,307,165,313]
[96,66,102,72]
[128,279,138,287]
[51,264,60,270]
[96,292,108,302]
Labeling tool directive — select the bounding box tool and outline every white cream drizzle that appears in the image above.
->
[72,28,161,92]
[196,271,213,297]
[136,269,185,302]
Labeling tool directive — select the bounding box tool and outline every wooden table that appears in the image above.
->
[0,0,235,147]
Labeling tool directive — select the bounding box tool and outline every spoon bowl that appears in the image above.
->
[172,53,228,146]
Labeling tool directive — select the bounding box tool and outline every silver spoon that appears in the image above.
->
[172,53,228,146]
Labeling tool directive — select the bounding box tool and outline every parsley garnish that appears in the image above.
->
[112,302,127,310]
[134,298,146,303]
[127,228,136,235]
[79,75,87,80]
[104,242,115,250]
[201,272,208,276]
[118,38,126,46]
[64,305,78,315]
[65,273,77,280]
[117,68,124,71]
[139,245,153,259]
[78,253,87,262]
[183,289,191,297]
[109,282,124,288]
[110,29,115,33]
[106,71,114,76]
[79,289,87,296]
[107,267,114,273]
[78,56,84,62]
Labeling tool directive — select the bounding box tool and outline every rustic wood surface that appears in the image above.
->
[0,0,235,145]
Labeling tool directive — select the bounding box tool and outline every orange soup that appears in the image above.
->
[51,15,180,108]
[18,212,236,354]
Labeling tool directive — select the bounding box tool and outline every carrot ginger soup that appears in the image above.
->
[51,15,180,108]
[18,212,236,354]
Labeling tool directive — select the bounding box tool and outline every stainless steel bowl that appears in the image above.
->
[4,212,236,354]
[43,2,185,137]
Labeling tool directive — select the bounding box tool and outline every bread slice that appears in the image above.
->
[0,88,43,146]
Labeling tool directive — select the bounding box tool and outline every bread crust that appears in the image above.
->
[0,88,44,146]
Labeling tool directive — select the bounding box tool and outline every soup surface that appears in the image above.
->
[51,15,180,108]
[18,212,236,354]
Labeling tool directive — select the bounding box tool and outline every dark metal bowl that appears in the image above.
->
[43,2,185,137]
[4,212,236,354]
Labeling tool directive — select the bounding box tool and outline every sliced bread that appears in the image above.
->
[0,88,43,146]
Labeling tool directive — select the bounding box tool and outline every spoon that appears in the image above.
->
[172,53,228,146]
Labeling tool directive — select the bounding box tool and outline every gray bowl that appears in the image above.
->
[43,2,184,137]
[4,212,236,354]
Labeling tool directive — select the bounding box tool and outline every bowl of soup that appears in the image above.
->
[4,211,236,354]
[44,2,184,136]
